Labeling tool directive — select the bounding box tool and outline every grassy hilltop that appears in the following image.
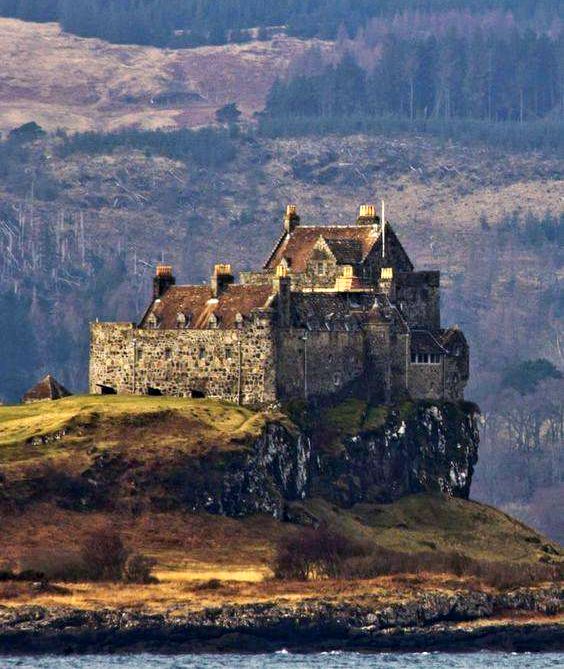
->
[0,396,561,613]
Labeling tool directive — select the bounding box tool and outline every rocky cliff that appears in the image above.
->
[312,401,480,507]
[0,399,479,517]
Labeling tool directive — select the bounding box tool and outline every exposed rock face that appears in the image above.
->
[160,422,311,518]
[313,401,480,506]
[0,400,478,517]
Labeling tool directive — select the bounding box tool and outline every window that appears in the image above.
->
[176,312,187,328]
[225,346,233,360]
[165,348,172,360]
[411,352,442,364]
[235,312,244,328]
[147,313,159,328]
[334,372,342,386]
[317,262,326,276]
[199,347,206,360]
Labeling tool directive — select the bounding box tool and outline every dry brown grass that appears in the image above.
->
[0,17,328,134]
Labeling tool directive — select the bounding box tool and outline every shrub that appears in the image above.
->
[342,546,563,588]
[80,528,130,581]
[123,553,157,584]
[274,526,368,580]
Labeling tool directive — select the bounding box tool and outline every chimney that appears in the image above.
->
[284,204,300,233]
[273,264,291,327]
[211,263,234,297]
[379,266,395,299]
[153,264,175,298]
[357,204,378,225]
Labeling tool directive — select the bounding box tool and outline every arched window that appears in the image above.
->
[209,313,219,329]
[176,312,186,328]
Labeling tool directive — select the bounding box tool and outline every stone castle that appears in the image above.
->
[89,204,469,405]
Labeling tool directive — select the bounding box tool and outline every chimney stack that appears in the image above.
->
[379,266,395,298]
[153,264,175,298]
[357,204,378,225]
[284,204,300,233]
[211,263,234,297]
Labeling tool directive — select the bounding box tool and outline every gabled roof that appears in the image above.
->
[141,283,274,330]
[264,225,380,272]
[22,374,72,403]
[323,238,363,264]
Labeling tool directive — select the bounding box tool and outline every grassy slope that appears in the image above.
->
[0,395,266,468]
[0,396,560,611]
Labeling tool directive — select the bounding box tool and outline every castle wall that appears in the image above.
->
[408,359,445,400]
[390,332,410,400]
[396,272,440,330]
[363,323,392,402]
[276,329,365,401]
[89,318,276,405]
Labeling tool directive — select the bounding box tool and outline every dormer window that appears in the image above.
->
[208,313,219,329]
[317,262,326,276]
[176,312,187,328]
[235,312,244,329]
[147,313,159,329]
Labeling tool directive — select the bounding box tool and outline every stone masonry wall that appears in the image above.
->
[276,329,366,401]
[408,360,445,400]
[396,272,440,330]
[89,317,276,405]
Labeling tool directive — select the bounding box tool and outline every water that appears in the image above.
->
[0,653,562,669]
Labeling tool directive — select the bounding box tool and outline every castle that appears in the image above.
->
[89,204,469,406]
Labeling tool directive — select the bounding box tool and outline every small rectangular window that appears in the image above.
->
[225,346,233,360]
[422,353,429,364]
[411,352,417,363]
[198,347,206,360]
[317,262,326,275]
[165,348,172,360]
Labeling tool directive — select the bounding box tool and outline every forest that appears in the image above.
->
[0,0,560,47]
[261,16,563,147]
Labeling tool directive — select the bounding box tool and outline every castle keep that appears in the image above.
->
[89,204,469,405]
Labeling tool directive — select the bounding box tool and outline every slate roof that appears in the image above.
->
[22,374,72,403]
[410,330,449,354]
[323,238,364,264]
[141,283,274,330]
[264,225,380,272]
[290,292,381,330]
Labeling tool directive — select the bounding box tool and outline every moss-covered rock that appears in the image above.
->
[311,400,480,506]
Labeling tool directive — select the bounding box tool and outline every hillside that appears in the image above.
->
[0,396,560,611]
[0,18,327,135]
[0,15,561,544]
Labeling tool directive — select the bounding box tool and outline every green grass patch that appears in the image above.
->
[0,395,264,463]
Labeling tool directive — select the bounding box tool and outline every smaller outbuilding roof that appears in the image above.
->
[22,374,72,403]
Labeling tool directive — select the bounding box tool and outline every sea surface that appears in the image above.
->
[1,653,563,668]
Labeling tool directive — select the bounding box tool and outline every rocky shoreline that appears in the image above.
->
[0,586,561,655]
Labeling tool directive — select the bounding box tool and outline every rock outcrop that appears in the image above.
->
[0,586,560,654]
[0,400,479,517]
[313,401,480,506]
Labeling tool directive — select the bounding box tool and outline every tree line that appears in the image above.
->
[0,0,559,48]
[263,28,562,129]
